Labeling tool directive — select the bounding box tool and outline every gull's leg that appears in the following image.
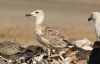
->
[48,48,51,56]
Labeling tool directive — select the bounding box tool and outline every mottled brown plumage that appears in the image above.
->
[43,26,71,48]
[26,10,71,50]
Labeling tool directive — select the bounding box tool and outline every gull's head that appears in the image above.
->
[26,10,44,17]
[88,12,100,21]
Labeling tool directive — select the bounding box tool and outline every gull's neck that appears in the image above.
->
[93,17,100,39]
[94,18,100,27]
[35,14,44,28]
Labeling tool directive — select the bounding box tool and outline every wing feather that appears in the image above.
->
[41,26,71,48]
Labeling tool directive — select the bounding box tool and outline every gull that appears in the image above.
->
[88,12,100,39]
[26,10,72,55]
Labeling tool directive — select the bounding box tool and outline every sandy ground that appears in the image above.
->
[0,0,99,47]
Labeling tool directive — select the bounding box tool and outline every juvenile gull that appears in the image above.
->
[26,10,72,55]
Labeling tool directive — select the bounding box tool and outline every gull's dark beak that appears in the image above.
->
[88,17,92,21]
[25,14,32,17]
[88,14,93,21]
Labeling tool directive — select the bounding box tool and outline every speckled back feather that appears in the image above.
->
[39,26,71,48]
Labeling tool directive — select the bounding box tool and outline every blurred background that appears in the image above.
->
[0,0,99,46]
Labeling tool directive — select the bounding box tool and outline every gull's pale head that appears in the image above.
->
[88,12,100,21]
[26,10,44,17]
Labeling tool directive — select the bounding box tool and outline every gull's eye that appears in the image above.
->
[35,11,39,14]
